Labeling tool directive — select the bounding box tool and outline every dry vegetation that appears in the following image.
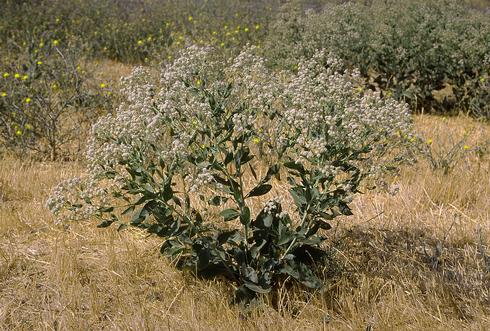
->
[1,115,489,330]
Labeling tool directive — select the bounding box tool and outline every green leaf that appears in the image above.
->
[284,161,305,174]
[263,164,280,182]
[289,188,307,207]
[209,196,228,206]
[249,163,258,181]
[240,206,251,225]
[122,205,135,216]
[246,184,272,198]
[220,208,240,222]
[244,281,271,294]
[97,220,114,228]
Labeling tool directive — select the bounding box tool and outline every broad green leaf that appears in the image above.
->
[246,184,272,198]
[220,208,240,221]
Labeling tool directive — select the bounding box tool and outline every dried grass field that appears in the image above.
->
[1,115,489,330]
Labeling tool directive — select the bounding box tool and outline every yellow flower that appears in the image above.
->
[426,138,433,145]
[224,25,228,30]
[25,97,31,104]
[220,42,225,47]
[55,17,61,23]
[53,39,59,46]
[36,60,43,65]
[463,145,470,150]
[244,27,249,32]
[188,15,193,22]
[212,31,217,35]
[252,137,260,144]
[14,73,20,79]
[480,76,486,83]
[1,92,6,97]
[357,86,363,93]
[51,83,58,90]
[137,40,144,46]
[24,124,32,130]
[100,83,106,88]
[3,73,10,78]
[39,42,44,48]
[22,75,28,80]
[15,129,22,136]
[255,24,260,30]
[196,79,201,86]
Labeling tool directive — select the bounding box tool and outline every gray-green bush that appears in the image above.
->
[265,0,490,118]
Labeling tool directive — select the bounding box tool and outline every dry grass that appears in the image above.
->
[1,115,489,330]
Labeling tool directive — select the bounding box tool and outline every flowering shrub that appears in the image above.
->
[48,46,412,303]
[265,0,490,118]
[0,42,110,160]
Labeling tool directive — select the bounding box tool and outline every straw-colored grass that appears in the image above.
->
[1,115,489,330]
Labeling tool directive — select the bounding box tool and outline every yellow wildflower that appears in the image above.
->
[220,42,225,47]
[22,75,28,80]
[137,40,144,46]
[100,83,106,88]
[463,145,470,150]
[53,39,59,46]
[188,15,193,22]
[25,97,31,104]
[3,73,10,78]
[426,139,433,145]
[252,137,260,144]
[24,124,32,130]
[244,27,249,32]
[15,129,22,136]
[39,42,44,48]
[255,24,260,30]
[14,73,20,79]
[1,92,6,97]
[36,60,43,65]
[196,79,201,86]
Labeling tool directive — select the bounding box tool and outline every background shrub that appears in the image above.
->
[265,0,490,118]
[0,41,110,160]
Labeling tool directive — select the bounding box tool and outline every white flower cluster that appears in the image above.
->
[185,168,216,193]
[277,50,411,166]
[46,177,106,222]
[47,45,412,222]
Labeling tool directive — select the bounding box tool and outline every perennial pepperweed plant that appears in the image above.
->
[48,46,413,303]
